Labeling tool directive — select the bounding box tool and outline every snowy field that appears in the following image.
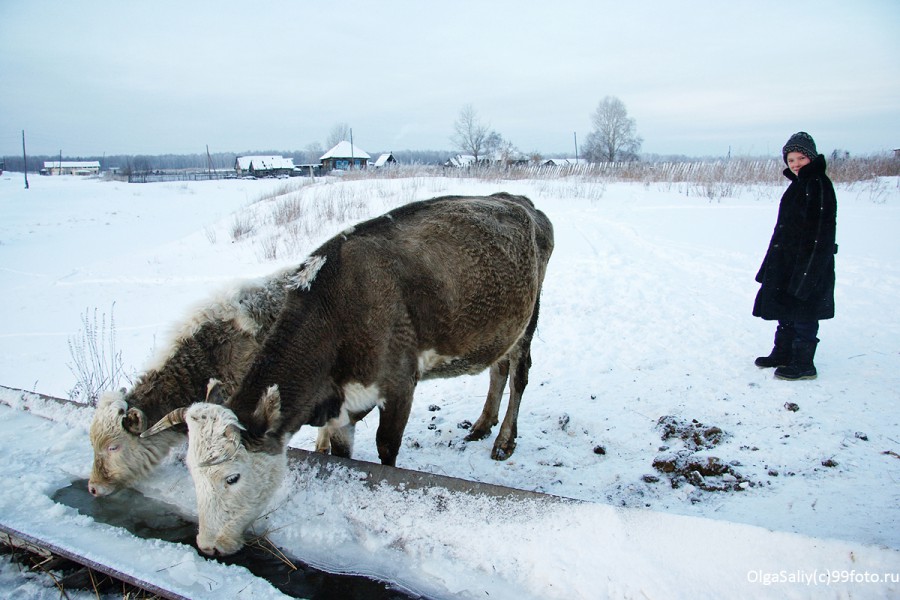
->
[0,171,898,598]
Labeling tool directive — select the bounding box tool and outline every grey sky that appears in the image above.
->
[2,0,898,158]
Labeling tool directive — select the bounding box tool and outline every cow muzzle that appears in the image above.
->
[87,479,116,497]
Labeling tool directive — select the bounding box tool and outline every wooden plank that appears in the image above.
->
[0,522,191,600]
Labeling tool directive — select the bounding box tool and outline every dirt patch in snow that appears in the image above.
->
[650,416,755,494]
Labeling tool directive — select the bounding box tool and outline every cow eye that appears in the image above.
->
[107,444,120,453]
[225,474,240,486]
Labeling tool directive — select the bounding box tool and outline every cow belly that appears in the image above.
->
[418,349,490,380]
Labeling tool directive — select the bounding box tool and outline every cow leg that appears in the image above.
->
[465,359,509,442]
[491,348,529,460]
[491,299,540,461]
[315,420,357,458]
[315,426,332,454]
[375,382,416,467]
[329,423,356,458]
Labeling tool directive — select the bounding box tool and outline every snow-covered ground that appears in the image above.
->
[1,171,898,598]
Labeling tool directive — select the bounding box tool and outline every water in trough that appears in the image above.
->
[53,479,419,599]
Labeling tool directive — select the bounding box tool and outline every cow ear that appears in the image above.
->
[98,389,126,410]
[206,378,229,405]
[123,407,147,434]
[253,385,283,435]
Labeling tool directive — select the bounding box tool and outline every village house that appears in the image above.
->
[41,161,101,176]
[541,158,589,167]
[373,152,397,168]
[444,154,480,168]
[320,141,371,171]
[234,155,295,178]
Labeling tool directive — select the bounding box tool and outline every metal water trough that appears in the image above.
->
[0,385,568,598]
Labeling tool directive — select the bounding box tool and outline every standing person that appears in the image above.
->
[753,132,837,380]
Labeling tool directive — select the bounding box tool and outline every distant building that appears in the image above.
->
[234,156,295,178]
[444,152,529,168]
[41,161,101,176]
[320,141,371,171]
[541,158,589,167]
[373,152,397,168]
[444,154,479,168]
[293,163,323,177]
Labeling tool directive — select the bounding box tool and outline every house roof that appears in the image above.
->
[446,154,477,167]
[373,153,395,167]
[236,156,294,170]
[320,141,371,161]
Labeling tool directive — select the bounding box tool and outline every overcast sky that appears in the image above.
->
[1,1,898,159]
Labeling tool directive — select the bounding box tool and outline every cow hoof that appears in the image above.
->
[465,428,491,442]
[491,443,515,461]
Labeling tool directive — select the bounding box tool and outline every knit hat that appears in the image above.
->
[782,131,818,164]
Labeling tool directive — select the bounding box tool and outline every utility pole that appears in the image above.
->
[349,128,354,170]
[574,132,579,163]
[206,144,213,179]
[22,130,29,189]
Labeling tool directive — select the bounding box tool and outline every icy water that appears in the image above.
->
[54,480,419,599]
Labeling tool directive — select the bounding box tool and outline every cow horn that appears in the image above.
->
[140,407,188,438]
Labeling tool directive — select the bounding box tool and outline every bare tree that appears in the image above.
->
[326,123,351,149]
[303,142,324,164]
[451,105,492,163]
[583,96,642,162]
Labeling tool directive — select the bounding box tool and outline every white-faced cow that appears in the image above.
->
[144,193,554,555]
[87,269,292,496]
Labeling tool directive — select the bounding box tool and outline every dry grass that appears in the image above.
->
[230,213,256,242]
[251,181,373,262]
[245,534,298,572]
[347,153,899,200]
[234,153,896,260]
[66,304,132,405]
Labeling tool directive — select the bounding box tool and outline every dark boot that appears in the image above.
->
[755,325,796,368]
[775,339,818,380]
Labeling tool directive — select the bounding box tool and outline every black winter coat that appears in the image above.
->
[753,154,837,321]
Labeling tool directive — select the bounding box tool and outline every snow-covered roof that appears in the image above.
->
[42,161,100,169]
[320,141,371,161]
[373,153,395,167]
[235,156,294,171]
[445,152,528,167]
[446,154,477,167]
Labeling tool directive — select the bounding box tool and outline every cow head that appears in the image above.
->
[88,390,178,497]
[142,381,287,556]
